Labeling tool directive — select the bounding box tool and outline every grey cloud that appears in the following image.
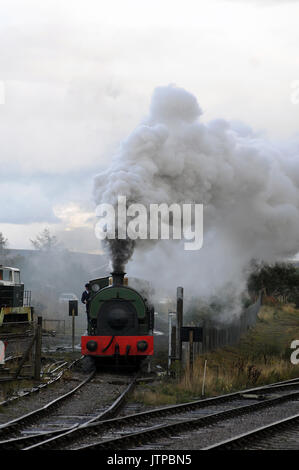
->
[56,226,101,254]
[0,182,59,224]
[0,171,96,225]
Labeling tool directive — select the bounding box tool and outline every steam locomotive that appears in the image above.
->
[81,271,154,370]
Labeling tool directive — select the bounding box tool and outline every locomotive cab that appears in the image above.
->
[0,267,21,284]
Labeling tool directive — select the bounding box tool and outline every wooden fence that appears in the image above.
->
[0,316,42,380]
[198,294,262,354]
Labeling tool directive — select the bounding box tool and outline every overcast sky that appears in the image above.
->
[1,0,299,252]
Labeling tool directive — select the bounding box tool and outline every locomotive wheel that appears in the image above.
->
[82,355,96,373]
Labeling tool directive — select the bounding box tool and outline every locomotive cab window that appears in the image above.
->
[2,269,13,282]
[13,271,20,283]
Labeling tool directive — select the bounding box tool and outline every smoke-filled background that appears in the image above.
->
[94,85,299,319]
[1,0,299,324]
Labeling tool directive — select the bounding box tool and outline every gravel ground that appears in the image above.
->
[132,397,299,450]
[24,374,129,434]
[0,368,133,435]
[64,391,298,449]
[243,423,299,450]
[0,371,85,425]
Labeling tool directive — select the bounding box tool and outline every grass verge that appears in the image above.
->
[133,304,299,406]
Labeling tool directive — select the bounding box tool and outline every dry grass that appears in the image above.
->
[133,304,299,405]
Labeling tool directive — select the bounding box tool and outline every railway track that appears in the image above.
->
[72,381,299,451]
[0,370,138,450]
[0,357,82,408]
[0,369,96,439]
[204,412,299,450]
[13,376,299,450]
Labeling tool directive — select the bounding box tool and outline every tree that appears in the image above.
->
[247,262,299,300]
[30,228,59,251]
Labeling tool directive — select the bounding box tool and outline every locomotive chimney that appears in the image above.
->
[111,271,126,286]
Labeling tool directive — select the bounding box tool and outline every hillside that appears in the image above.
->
[134,303,299,405]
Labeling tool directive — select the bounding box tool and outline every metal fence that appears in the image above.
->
[23,290,32,307]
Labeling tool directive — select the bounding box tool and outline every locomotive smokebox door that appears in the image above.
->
[69,300,78,316]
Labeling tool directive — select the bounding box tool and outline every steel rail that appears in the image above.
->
[23,377,137,450]
[0,365,94,438]
[72,389,299,451]
[0,375,137,450]
[1,375,298,450]
[2,354,23,363]
[41,360,68,376]
[203,412,299,450]
[0,357,82,408]
[22,378,299,450]
[26,375,299,446]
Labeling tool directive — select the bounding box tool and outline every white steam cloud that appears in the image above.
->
[94,85,299,318]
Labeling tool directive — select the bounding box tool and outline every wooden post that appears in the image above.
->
[171,325,176,369]
[202,321,206,353]
[168,312,176,373]
[189,329,194,380]
[176,287,183,361]
[69,300,78,352]
[34,316,42,381]
[202,359,207,397]
[72,309,75,353]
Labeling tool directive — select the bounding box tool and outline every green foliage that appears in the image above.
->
[184,294,234,324]
[30,228,59,251]
[248,262,299,298]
